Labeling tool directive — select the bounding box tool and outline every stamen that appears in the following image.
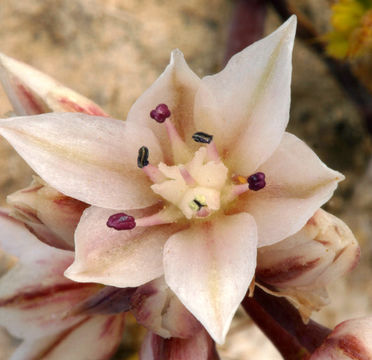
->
[248,172,266,191]
[192,132,213,144]
[137,146,149,168]
[150,104,171,123]
[206,141,220,162]
[135,206,183,227]
[107,213,136,230]
[143,164,166,183]
[164,119,192,164]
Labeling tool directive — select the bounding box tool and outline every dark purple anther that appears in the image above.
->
[150,104,171,123]
[107,213,136,230]
[248,172,266,191]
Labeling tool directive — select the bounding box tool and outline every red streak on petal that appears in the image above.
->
[0,282,96,308]
[30,317,91,360]
[53,195,88,213]
[58,97,108,116]
[16,82,48,114]
[256,257,320,284]
[20,184,44,193]
[338,334,370,360]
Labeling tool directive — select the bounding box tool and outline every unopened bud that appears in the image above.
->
[131,278,201,339]
[310,317,372,359]
[256,209,360,290]
[7,176,88,250]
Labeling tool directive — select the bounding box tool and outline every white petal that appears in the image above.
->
[0,113,163,210]
[163,213,257,344]
[65,206,182,287]
[232,133,344,247]
[127,49,201,163]
[194,16,297,174]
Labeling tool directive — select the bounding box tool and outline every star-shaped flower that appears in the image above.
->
[0,16,344,343]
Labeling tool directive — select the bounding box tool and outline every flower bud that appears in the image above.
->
[310,317,372,359]
[256,209,360,290]
[7,176,88,250]
[131,278,201,339]
[0,52,108,116]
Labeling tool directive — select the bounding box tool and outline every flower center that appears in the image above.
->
[150,147,229,219]
[106,104,266,230]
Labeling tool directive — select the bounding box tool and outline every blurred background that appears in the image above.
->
[0,0,371,358]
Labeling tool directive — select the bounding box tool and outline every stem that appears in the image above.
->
[269,0,372,134]
[224,0,267,65]
[242,287,331,359]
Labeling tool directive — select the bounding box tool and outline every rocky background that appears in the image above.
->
[0,0,371,359]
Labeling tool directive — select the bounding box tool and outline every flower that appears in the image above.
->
[256,209,360,319]
[310,316,372,359]
[0,210,125,359]
[0,16,345,344]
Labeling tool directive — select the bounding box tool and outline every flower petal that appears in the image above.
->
[65,206,183,287]
[10,315,125,360]
[126,49,201,163]
[0,113,163,209]
[0,211,99,339]
[163,213,257,344]
[231,133,344,247]
[140,329,219,360]
[194,16,296,174]
[0,52,108,116]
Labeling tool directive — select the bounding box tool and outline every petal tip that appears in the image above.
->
[170,49,185,65]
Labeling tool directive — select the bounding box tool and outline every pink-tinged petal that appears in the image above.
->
[0,113,163,210]
[310,317,372,360]
[127,50,201,163]
[230,133,344,247]
[163,213,257,344]
[10,314,125,360]
[0,211,99,339]
[0,52,108,116]
[7,176,87,250]
[140,329,219,360]
[131,277,201,339]
[194,16,296,174]
[65,206,183,287]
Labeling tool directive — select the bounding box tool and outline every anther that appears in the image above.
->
[192,132,213,144]
[137,146,149,168]
[150,104,171,123]
[247,172,266,191]
[189,195,207,211]
[107,213,136,230]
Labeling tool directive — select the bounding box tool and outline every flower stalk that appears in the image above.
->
[242,287,331,359]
